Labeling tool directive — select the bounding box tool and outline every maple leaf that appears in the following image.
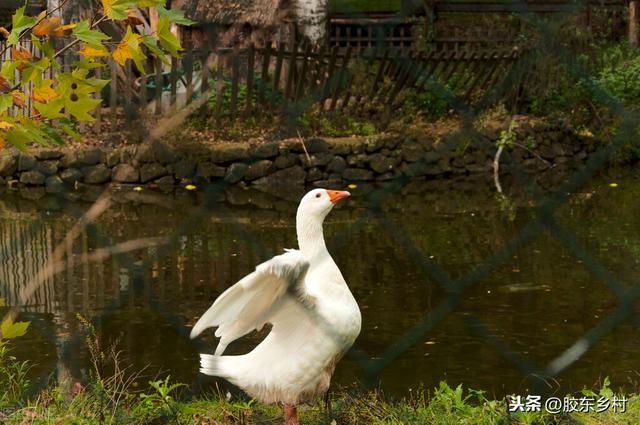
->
[80,44,109,58]
[0,76,11,93]
[113,26,146,72]
[8,7,36,45]
[33,11,63,38]
[58,23,77,31]
[101,0,130,21]
[11,46,32,72]
[11,91,25,107]
[72,20,110,47]
[32,79,59,103]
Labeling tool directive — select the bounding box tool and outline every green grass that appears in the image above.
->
[3,380,640,424]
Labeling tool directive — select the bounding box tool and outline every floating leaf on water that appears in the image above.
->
[185,184,196,191]
[133,186,142,192]
[609,183,618,188]
[348,184,357,189]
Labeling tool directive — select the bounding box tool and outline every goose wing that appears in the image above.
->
[189,250,309,355]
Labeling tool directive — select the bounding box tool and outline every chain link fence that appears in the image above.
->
[1,0,639,421]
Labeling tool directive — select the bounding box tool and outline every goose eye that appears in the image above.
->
[315,193,321,198]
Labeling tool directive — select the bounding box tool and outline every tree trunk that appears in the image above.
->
[630,0,639,48]
[293,0,328,45]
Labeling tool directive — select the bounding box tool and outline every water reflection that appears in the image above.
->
[0,174,639,399]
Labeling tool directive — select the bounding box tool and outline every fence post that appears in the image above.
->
[185,41,194,105]
[258,43,271,105]
[272,42,286,107]
[215,48,225,120]
[230,45,240,119]
[170,55,178,113]
[245,43,255,118]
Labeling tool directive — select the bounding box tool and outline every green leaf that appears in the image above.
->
[72,20,111,47]
[1,317,29,339]
[157,6,194,26]
[59,120,82,142]
[157,16,181,57]
[142,35,169,65]
[136,0,164,7]
[66,96,101,121]
[103,0,132,20]
[0,60,18,79]
[34,98,65,120]
[20,57,50,85]
[74,58,106,70]
[0,94,13,114]
[21,119,51,145]
[6,128,28,151]
[40,124,64,145]
[8,7,36,46]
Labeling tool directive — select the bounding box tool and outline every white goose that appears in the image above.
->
[190,188,361,425]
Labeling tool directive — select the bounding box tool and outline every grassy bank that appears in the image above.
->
[2,378,639,424]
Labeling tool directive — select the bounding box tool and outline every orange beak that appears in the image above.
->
[327,190,350,204]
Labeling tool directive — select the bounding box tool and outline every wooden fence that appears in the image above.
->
[1,39,521,129]
[103,43,520,126]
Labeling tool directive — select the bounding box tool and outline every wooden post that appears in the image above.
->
[272,42,286,105]
[170,56,178,112]
[245,43,255,118]
[215,49,224,120]
[230,45,240,119]
[258,43,271,104]
[630,0,639,48]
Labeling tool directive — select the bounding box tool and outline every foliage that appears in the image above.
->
[299,108,377,137]
[137,376,185,420]
[0,1,192,150]
[497,119,518,148]
[0,299,31,408]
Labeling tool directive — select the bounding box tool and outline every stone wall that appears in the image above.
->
[0,123,597,192]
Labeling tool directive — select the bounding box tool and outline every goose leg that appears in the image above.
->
[284,403,299,425]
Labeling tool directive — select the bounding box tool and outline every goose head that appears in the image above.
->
[296,189,350,256]
[297,188,350,223]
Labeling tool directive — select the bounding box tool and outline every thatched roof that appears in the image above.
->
[172,0,284,26]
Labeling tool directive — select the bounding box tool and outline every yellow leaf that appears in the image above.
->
[32,79,58,102]
[11,91,25,107]
[57,23,77,31]
[33,12,63,38]
[185,184,196,191]
[112,28,144,68]
[80,44,109,57]
[11,46,31,61]
[0,122,13,129]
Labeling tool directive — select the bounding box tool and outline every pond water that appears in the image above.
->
[1,170,640,400]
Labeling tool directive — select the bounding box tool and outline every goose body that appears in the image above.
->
[190,189,361,421]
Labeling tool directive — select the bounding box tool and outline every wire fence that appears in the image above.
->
[0,0,639,422]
